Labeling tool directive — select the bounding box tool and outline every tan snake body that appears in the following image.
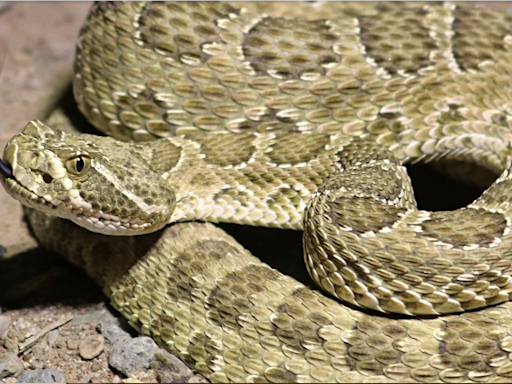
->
[3,2,512,383]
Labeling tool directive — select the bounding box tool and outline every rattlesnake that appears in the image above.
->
[3,1,512,382]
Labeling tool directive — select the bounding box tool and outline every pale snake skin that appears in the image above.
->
[4,2,512,383]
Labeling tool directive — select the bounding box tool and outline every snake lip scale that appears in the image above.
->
[6,2,512,383]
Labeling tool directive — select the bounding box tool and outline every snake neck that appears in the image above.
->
[158,132,416,230]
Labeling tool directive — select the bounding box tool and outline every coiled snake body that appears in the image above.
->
[3,2,512,382]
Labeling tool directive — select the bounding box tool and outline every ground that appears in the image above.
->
[0,2,512,383]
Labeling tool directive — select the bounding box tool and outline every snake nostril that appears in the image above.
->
[43,173,53,184]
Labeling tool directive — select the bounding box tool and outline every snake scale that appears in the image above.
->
[4,1,512,382]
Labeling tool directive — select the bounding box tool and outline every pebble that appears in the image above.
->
[46,330,59,348]
[16,369,65,383]
[151,349,196,383]
[0,352,23,379]
[91,361,102,372]
[79,334,104,360]
[66,339,79,350]
[71,308,119,326]
[98,322,131,345]
[108,337,158,376]
[28,360,43,371]
[188,375,210,383]
[0,315,10,339]
[16,320,39,342]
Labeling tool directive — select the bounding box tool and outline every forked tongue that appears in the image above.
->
[0,158,11,178]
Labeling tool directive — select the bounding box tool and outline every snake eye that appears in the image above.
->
[66,155,91,176]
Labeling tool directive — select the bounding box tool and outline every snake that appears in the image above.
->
[3,1,512,382]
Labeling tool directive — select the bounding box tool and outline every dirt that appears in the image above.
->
[2,306,114,383]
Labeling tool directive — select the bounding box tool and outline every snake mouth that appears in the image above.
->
[2,170,154,234]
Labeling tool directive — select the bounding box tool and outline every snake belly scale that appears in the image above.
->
[4,1,512,382]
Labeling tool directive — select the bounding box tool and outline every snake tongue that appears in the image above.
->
[0,158,12,178]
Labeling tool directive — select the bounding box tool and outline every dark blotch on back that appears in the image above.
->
[267,135,330,165]
[137,2,239,62]
[243,16,342,79]
[325,196,405,234]
[359,7,435,74]
[147,140,182,173]
[418,208,507,248]
[452,6,512,71]
[337,139,400,169]
[188,133,257,167]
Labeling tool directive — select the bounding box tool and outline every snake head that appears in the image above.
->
[1,120,176,235]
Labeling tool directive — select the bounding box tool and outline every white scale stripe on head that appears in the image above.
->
[92,160,167,215]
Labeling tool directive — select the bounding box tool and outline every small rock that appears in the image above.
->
[90,375,105,384]
[151,349,196,383]
[126,371,154,383]
[0,244,6,258]
[79,334,104,360]
[16,369,65,383]
[28,360,43,371]
[0,352,23,379]
[66,339,79,350]
[91,361,102,372]
[16,320,39,342]
[3,332,18,354]
[99,322,131,345]
[54,339,66,349]
[188,375,210,383]
[109,337,158,376]
[0,315,10,339]
[46,330,59,348]
[71,308,119,326]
